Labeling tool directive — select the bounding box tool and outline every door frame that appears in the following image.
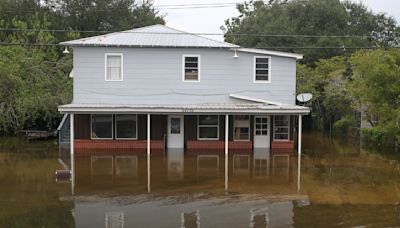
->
[167,115,184,149]
[253,115,271,148]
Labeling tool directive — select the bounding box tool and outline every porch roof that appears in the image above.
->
[58,102,310,115]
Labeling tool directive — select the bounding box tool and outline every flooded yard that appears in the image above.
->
[1,133,400,227]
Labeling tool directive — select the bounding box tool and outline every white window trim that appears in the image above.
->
[253,56,271,84]
[115,114,138,140]
[273,115,290,141]
[105,53,123,81]
[254,116,270,137]
[182,54,201,82]
[233,115,250,141]
[90,114,114,140]
[197,115,219,140]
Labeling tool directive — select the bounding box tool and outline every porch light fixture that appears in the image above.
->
[233,49,239,59]
[63,47,70,54]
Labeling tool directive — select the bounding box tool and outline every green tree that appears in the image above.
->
[225,0,400,65]
[0,15,71,134]
[0,0,165,134]
[46,0,164,32]
[348,49,400,147]
[297,57,353,131]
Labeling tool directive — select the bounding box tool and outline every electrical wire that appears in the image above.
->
[0,28,392,40]
[1,1,254,11]
[0,42,397,50]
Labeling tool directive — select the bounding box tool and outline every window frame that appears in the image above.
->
[105,53,123,81]
[197,115,219,140]
[90,114,114,140]
[115,114,138,140]
[253,56,271,83]
[254,116,270,136]
[233,115,250,141]
[273,115,290,141]
[182,54,201,82]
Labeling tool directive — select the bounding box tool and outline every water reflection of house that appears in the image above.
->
[233,155,251,176]
[253,149,270,179]
[105,211,124,228]
[66,148,306,228]
[272,154,290,178]
[168,149,184,181]
[197,155,220,178]
[71,197,303,228]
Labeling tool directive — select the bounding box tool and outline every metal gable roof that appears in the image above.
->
[60,24,239,48]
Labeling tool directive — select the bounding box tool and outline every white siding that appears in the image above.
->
[72,47,297,105]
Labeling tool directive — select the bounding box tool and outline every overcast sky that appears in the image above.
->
[153,0,399,41]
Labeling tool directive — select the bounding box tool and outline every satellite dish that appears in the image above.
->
[297,93,313,103]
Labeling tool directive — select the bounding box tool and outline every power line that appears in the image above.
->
[0,28,390,39]
[2,2,250,11]
[0,42,397,50]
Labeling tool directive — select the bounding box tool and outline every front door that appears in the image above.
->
[168,116,184,148]
[254,116,270,148]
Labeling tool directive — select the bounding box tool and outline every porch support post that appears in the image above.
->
[297,115,302,192]
[147,114,151,193]
[70,113,75,195]
[298,115,302,157]
[225,114,229,156]
[225,114,229,192]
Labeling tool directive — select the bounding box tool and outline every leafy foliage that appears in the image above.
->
[0,0,164,134]
[349,50,400,148]
[0,15,72,133]
[225,0,400,65]
[297,50,400,148]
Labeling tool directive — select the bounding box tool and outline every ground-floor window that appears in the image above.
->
[234,115,250,141]
[198,115,219,140]
[91,114,113,139]
[274,115,290,140]
[115,114,137,139]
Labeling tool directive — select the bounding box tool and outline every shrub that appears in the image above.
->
[333,115,357,137]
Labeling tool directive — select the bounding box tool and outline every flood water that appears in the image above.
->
[1,133,400,227]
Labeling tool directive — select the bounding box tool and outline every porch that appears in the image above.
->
[58,102,309,162]
[66,113,299,155]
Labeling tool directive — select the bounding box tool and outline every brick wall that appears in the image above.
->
[74,139,165,156]
[271,140,295,154]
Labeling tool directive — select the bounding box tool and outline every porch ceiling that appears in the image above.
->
[58,102,310,115]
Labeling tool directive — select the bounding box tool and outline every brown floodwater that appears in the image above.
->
[1,132,400,228]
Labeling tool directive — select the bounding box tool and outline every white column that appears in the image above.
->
[147,114,151,193]
[225,114,229,156]
[70,113,75,195]
[297,115,302,192]
[225,114,229,192]
[298,115,302,157]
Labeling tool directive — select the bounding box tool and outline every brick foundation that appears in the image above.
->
[271,140,295,154]
[74,139,165,156]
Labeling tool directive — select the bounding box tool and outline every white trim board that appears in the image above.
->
[236,48,303,60]
[60,107,311,115]
[229,94,285,106]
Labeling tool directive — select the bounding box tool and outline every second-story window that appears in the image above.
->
[254,56,271,83]
[105,53,123,81]
[183,55,200,82]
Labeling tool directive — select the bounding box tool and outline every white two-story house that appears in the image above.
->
[58,24,309,156]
